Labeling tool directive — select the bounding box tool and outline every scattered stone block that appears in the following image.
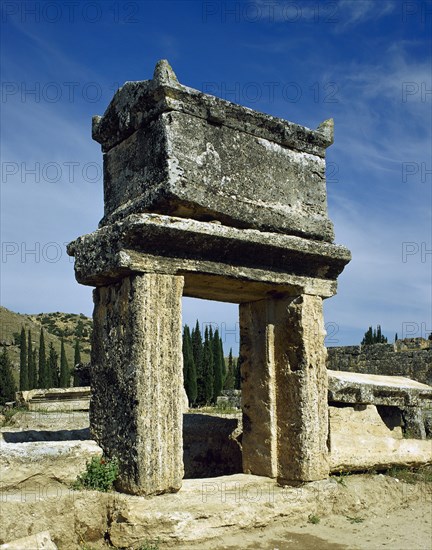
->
[0,531,57,549]
[15,387,90,412]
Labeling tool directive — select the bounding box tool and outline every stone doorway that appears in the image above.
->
[67,60,351,495]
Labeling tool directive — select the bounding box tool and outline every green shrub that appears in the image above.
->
[308,514,320,524]
[72,455,119,492]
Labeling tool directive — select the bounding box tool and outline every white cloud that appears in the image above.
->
[336,0,395,26]
[252,0,395,27]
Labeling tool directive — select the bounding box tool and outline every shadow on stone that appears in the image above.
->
[2,428,92,443]
[183,414,242,478]
[376,405,403,431]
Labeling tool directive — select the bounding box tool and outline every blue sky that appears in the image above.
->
[1,0,431,351]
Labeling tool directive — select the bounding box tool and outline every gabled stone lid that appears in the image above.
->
[92,60,334,156]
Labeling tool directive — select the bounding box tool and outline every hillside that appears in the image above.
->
[0,306,92,384]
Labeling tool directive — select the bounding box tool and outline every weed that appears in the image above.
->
[385,465,432,484]
[403,428,417,439]
[1,406,27,425]
[332,471,350,486]
[346,515,364,524]
[137,540,160,550]
[307,514,320,524]
[72,455,119,492]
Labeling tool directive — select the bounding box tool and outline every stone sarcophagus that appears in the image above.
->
[93,61,334,242]
[68,60,351,496]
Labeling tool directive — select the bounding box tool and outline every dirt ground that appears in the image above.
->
[1,411,431,550]
[174,499,432,550]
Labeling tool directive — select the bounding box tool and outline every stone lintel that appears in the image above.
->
[72,250,338,302]
[328,370,432,408]
[67,214,350,301]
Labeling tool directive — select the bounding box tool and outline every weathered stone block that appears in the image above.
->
[0,531,57,550]
[329,404,432,471]
[328,369,432,408]
[15,387,90,412]
[91,273,184,495]
[240,294,329,484]
[183,414,242,478]
[93,60,335,241]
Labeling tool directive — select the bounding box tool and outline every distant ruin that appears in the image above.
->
[328,338,432,386]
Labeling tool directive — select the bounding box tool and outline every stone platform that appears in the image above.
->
[15,387,91,412]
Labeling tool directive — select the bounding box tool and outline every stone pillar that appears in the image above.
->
[401,407,427,440]
[240,294,329,484]
[90,273,184,495]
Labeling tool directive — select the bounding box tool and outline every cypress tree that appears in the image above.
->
[212,329,223,404]
[31,348,37,388]
[19,327,28,391]
[224,348,235,390]
[192,320,204,405]
[219,338,226,380]
[202,326,214,405]
[361,327,373,345]
[38,328,47,388]
[362,325,388,345]
[234,351,242,390]
[182,325,197,406]
[27,330,35,390]
[48,342,59,387]
[182,326,190,400]
[59,339,69,387]
[0,347,16,405]
[74,339,81,367]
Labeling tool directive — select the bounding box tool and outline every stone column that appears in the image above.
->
[90,273,184,495]
[240,294,329,484]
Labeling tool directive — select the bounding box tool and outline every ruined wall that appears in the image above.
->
[327,339,432,386]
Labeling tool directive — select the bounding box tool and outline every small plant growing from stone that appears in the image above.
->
[346,515,364,524]
[308,514,320,524]
[72,455,119,492]
[333,471,349,486]
[137,540,160,550]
